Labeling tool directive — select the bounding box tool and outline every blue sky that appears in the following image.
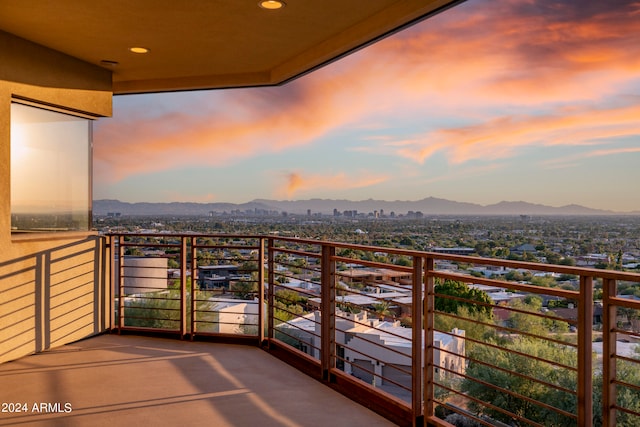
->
[94,0,640,212]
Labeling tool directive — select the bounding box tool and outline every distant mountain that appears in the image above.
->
[254,197,618,215]
[252,197,481,215]
[93,199,275,216]
[480,201,616,216]
[94,197,623,216]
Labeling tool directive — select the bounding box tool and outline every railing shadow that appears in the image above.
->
[0,236,108,363]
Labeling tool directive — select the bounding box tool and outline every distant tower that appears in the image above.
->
[307,209,311,216]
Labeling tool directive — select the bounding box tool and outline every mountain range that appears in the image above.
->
[93,197,635,216]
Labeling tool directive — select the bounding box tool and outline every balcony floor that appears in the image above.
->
[0,334,396,427]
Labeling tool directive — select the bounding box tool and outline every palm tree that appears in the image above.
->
[371,301,393,320]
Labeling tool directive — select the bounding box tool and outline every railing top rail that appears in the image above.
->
[428,251,640,280]
[107,232,640,282]
[107,232,265,240]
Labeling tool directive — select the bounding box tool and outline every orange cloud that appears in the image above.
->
[394,103,640,164]
[281,171,389,199]
[94,62,383,183]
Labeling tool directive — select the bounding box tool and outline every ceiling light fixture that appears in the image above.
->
[259,1,285,10]
[129,47,149,54]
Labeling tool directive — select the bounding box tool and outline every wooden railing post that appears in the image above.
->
[602,278,617,427]
[321,244,336,381]
[179,236,187,339]
[117,235,124,333]
[423,256,435,423]
[258,237,266,345]
[104,234,113,332]
[267,238,275,344]
[578,275,594,426]
[412,255,424,426]
[190,236,197,338]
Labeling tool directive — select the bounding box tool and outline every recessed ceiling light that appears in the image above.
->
[129,47,150,54]
[259,1,285,10]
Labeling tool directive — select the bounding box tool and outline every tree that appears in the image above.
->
[273,289,306,323]
[230,280,258,300]
[507,297,569,337]
[462,337,577,426]
[434,279,493,318]
[123,283,219,331]
[124,290,182,329]
[592,357,640,426]
[371,301,394,320]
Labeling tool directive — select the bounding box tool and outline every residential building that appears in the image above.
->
[278,310,465,390]
[198,264,242,290]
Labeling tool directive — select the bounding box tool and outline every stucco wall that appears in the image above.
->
[0,31,112,363]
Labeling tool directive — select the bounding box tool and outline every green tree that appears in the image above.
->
[123,284,219,331]
[273,289,307,323]
[507,297,569,337]
[462,337,577,426]
[592,358,640,427]
[434,279,493,318]
[230,280,258,300]
[371,301,394,320]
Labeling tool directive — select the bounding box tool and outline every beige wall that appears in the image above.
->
[0,31,113,363]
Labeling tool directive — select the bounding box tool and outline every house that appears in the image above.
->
[277,309,466,393]
[510,243,538,256]
[203,297,261,335]
[120,256,169,295]
[198,264,241,290]
[344,323,465,388]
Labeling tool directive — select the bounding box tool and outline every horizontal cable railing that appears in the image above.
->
[107,233,640,427]
[111,234,263,340]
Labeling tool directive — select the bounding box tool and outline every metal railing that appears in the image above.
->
[107,233,640,427]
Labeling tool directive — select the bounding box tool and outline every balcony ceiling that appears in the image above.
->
[0,0,460,94]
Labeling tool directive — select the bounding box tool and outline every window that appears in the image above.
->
[10,102,92,232]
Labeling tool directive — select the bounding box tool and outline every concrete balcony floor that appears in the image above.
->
[0,334,396,427]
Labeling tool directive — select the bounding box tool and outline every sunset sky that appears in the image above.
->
[93,0,640,212]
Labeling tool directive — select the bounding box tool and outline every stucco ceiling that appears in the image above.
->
[0,0,461,94]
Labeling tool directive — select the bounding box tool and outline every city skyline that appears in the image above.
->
[93,0,640,212]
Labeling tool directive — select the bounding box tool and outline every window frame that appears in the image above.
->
[10,99,94,233]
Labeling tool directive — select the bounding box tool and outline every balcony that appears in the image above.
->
[2,232,640,426]
[0,334,394,427]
